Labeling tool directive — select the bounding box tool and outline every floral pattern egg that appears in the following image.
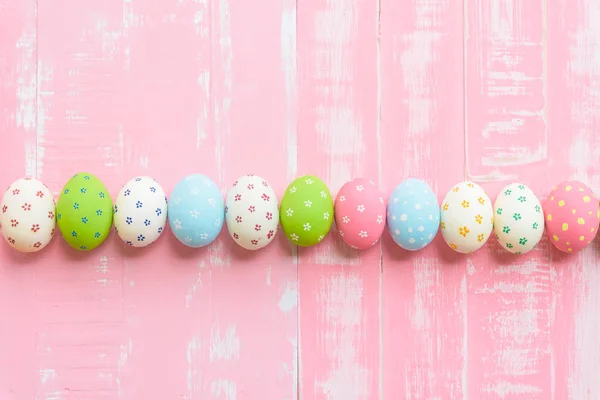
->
[225,175,279,250]
[114,176,168,247]
[493,183,544,254]
[386,178,440,251]
[279,175,334,247]
[56,172,113,251]
[167,174,225,248]
[0,177,56,252]
[440,181,493,254]
[334,178,386,250]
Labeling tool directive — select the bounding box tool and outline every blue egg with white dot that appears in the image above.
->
[168,174,225,248]
[386,178,440,251]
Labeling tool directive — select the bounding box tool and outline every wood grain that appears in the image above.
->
[297,0,380,398]
[380,0,466,398]
[547,1,600,398]
[465,0,554,398]
[0,1,39,399]
[1,0,600,398]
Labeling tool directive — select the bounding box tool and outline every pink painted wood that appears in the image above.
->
[1,0,600,398]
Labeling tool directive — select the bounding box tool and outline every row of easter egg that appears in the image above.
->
[1,173,598,255]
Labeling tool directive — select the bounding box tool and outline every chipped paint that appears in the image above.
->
[1,0,599,399]
[314,273,370,398]
[210,323,240,362]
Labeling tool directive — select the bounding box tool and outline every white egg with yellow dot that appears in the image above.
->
[440,181,494,254]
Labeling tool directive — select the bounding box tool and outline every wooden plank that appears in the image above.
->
[0,1,38,398]
[33,0,138,398]
[379,0,467,398]
[296,0,381,398]
[464,0,582,398]
[547,1,600,398]
[202,0,298,397]
[465,0,547,181]
[33,0,297,398]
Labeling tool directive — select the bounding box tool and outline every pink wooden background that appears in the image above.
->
[1,0,599,398]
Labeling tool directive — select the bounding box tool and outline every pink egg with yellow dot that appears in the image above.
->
[544,181,600,254]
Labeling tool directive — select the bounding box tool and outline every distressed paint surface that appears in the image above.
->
[296,0,380,397]
[380,0,466,398]
[1,0,600,399]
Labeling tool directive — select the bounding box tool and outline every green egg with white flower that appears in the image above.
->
[56,172,113,251]
[279,175,334,246]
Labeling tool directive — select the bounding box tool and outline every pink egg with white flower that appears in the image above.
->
[334,178,386,250]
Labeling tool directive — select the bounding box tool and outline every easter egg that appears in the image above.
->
[386,178,440,251]
[113,176,168,247]
[279,175,334,246]
[544,181,600,253]
[225,175,279,250]
[0,178,56,252]
[168,174,224,248]
[334,178,386,250]
[493,183,544,254]
[440,181,493,253]
[56,173,113,251]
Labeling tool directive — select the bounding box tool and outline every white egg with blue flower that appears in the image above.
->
[387,178,440,251]
[114,176,168,247]
[168,174,225,248]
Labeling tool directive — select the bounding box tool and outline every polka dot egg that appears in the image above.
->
[279,175,334,247]
[225,175,279,250]
[440,181,493,253]
[56,172,113,251]
[334,178,386,250]
[544,181,600,253]
[493,183,544,254]
[168,174,225,248]
[0,177,56,252]
[114,176,168,247]
[386,178,440,251]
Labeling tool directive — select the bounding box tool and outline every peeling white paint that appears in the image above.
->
[94,256,109,274]
[208,240,232,267]
[15,21,38,178]
[15,28,37,133]
[404,257,445,398]
[213,0,233,185]
[313,1,365,189]
[185,270,204,308]
[210,323,240,362]
[566,4,600,397]
[116,338,132,397]
[197,71,210,149]
[122,0,140,70]
[483,381,543,397]
[281,3,297,180]
[186,335,202,395]
[211,379,237,399]
[278,281,298,313]
[461,275,468,400]
[399,29,438,137]
[465,0,547,181]
[480,144,546,167]
[92,15,123,59]
[192,0,210,151]
[36,61,54,177]
[315,273,369,398]
[39,368,57,384]
[571,246,600,399]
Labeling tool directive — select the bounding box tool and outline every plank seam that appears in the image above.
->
[376,0,383,398]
